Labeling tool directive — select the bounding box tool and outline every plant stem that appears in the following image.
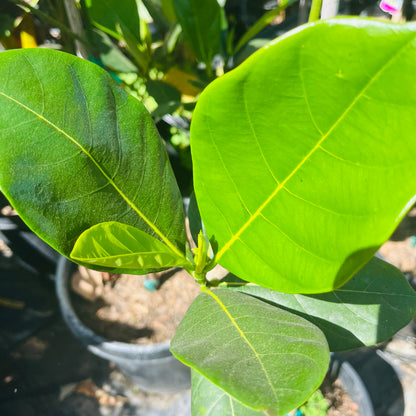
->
[308,0,323,22]
[320,0,340,18]
[63,0,89,59]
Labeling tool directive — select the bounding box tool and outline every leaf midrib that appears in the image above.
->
[206,290,279,407]
[0,91,183,257]
[216,33,416,261]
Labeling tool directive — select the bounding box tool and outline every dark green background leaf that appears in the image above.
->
[173,0,222,64]
[161,0,176,22]
[191,18,416,294]
[91,29,138,73]
[171,289,329,415]
[147,80,181,118]
[0,49,186,264]
[227,257,416,351]
[85,0,141,42]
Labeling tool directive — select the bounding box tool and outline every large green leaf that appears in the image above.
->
[191,18,416,294]
[85,0,141,42]
[225,257,416,351]
[71,221,190,271]
[191,370,267,416]
[171,289,329,415]
[172,0,222,64]
[0,48,186,263]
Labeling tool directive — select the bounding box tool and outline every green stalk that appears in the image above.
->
[308,0,323,22]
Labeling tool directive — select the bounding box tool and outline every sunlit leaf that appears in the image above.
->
[191,18,416,293]
[71,221,190,272]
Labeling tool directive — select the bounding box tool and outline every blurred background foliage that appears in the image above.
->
[1,0,415,195]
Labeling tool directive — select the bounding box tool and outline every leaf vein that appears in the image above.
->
[216,35,416,260]
[206,290,279,403]
[242,80,280,184]
[0,91,182,257]
[259,213,334,264]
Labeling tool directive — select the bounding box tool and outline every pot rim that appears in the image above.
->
[55,255,174,359]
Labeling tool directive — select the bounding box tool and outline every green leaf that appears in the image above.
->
[71,221,190,272]
[0,1,21,37]
[191,370,268,416]
[171,289,329,415]
[191,18,416,294]
[172,0,222,64]
[85,0,141,43]
[91,29,138,73]
[226,257,416,351]
[146,80,181,118]
[0,48,186,264]
[161,0,176,22]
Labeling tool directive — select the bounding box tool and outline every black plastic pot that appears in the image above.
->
[55,256,190,393]
[328,354,375,416]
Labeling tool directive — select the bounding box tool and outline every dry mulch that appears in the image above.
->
[71,268,201,344]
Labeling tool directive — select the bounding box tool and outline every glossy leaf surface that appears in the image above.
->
[227,257,416,351]
[171,289,329,415]
[192,370,267,416]
[71,221,190,271]
[0,49,186,262]
[172,0,222,64]
[191,18,416,293]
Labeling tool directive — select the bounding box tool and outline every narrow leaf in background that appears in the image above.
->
[85,0,141,42]
[172,0,222,64]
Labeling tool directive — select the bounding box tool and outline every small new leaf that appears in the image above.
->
[71,221,189,272]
